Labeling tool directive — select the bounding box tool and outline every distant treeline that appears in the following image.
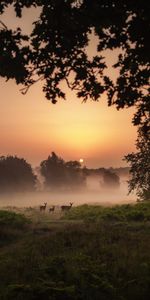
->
[0,153,125,192]
[0,156,36,192]
[85,167,130,177]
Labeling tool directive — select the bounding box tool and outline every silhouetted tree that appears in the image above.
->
[0,1,149,199]
[40,152,66,189]
[40,152,86,190]
[0,155,37,192]
[65,160,86,189]
[125,126,150,201]
[102,170,120,189]
[0,1,149,127]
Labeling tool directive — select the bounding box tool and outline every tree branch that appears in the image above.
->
[20,75,44,95]
[0,20,8,30]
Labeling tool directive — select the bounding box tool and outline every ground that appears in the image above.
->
[0,202,150,300]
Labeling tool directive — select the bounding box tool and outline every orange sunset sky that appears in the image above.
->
[0,6,137,168]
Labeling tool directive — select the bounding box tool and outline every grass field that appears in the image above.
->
[0,202,150,300]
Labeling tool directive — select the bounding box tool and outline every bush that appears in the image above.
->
[0,210,29,228]
[63,203,150,223]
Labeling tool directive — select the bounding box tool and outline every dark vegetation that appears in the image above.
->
[40,152,86,190]
[0,156,36,192]
[0,0,149,199]
[0,3,149,298]
[102,170,120,189]
[0,203,150,300]
[0,153,122,193]
[0,1,149,114]
[125,127,150,201]
[63,202,150,222]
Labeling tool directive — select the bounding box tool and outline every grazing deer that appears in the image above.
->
[61,202,73,212]
[40,202,47,212]
[49,206,55,213]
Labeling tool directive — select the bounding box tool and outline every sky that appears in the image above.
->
[0,5,137,168]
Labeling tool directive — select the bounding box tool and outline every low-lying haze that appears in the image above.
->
[0,178,136,208]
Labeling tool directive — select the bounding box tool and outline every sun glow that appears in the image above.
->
[79,158,84,163]
[0,79,137,168]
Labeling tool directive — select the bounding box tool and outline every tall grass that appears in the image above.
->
[0,203,150,300]
[62,202,150,222]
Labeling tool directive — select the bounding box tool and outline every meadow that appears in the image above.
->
[0,202,150,300]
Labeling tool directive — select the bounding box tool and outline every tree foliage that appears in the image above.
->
[102,170,120,189]
[0,1,149,127]
[0,155,37,192]
[40,152,66,189]
[40,152,86,190]
[0,0,149,199]
[125,126,150,201]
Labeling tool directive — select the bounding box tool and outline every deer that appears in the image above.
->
[40,202,47,212]
[61,202,73,212]
[49,205,55,213]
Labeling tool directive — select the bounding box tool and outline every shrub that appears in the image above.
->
[0,210,29,228]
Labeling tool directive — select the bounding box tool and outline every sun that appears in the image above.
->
[79,158,84,163]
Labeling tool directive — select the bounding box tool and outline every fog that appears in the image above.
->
[0,176,136,208]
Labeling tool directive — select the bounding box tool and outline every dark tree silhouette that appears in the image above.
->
[102,170,120,189]
[125,126,150,201]
[0,1,149,125]
[0,155,37,192]
[40,152,86,190]
[40,152,66,189]
[0,1,149,199]
[65,160,86,189]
